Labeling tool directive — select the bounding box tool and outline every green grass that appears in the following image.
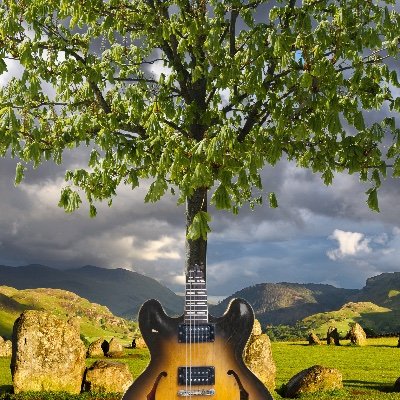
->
[1,338,400,399]
[272,338,400,399]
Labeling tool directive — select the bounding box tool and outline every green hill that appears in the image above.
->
[0,286,137,342]
[210,282,357,325]
[300,301,398,337]
[0,264,184,319]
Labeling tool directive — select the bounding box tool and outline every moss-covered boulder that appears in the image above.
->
[87,338,106,357]
[0,336,12,357]
[347,323,367,346]
[82,360,133,393]
[11,310,86,393]
[308,332,321,345]
[243,319,276,391]
[283,365,342,398]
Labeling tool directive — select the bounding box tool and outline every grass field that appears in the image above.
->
[1,338,400,399]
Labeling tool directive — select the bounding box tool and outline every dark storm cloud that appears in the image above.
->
[1,1,400,297]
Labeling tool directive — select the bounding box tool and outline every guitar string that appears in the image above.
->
[189,266,193,399]
[183,270,190,393]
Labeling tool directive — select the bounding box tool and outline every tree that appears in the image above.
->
[0,0,399,274]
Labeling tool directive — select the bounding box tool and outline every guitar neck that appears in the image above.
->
[184,264,208,323]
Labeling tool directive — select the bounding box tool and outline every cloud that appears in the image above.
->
[327,229,371,260]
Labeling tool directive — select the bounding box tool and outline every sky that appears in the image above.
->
[1,4,400,299]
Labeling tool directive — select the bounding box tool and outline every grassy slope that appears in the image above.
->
[301,301,398,337]
[0,286,137,343]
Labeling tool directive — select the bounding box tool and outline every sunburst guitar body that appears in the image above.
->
[122,265,273,400]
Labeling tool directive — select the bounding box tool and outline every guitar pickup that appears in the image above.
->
[178,324,215,343]
[178,366,215,385]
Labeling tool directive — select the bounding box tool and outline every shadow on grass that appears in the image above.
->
[0,386,13,394]
[344,380,397,393]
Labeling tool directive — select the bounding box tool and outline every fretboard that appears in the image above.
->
[184,265,208,323]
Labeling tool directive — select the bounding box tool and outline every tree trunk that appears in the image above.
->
[185,187,208,277]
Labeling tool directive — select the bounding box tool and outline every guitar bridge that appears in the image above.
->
[178,389,215,397]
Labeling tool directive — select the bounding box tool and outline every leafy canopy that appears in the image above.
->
[0,0,400,239]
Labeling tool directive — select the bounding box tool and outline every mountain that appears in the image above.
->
[0,285,135,340]
[210,282,358,325]
[351,272,400,309]
[0,264,184,319]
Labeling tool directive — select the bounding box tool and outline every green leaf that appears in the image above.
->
[187,211,211,240]
[366,187,380,212]
[89,204,97,218]
[145,178,168,202]
[14,162,25,186]
[268,192,278,208]
[211,185,231,210]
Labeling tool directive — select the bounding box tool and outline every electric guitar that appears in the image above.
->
[122,264,273,399]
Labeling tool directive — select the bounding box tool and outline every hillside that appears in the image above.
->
[0,286,136,341]
[210,282,357,325]
[300,301,399,337]
[351,272,400,309]
[0,264,184,319]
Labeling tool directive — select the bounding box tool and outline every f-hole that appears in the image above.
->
[227,370,249,400]
[147,371,167,400]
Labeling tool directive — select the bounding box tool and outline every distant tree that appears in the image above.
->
[0,0,399,273]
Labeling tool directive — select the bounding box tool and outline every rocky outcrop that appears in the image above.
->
[283,365,343,398]
[82,360,133,393]
[243,319,276,391]
[0,336,12,357]
[347,323,367,346]
[11,310,86,393]
[308,332,321,345]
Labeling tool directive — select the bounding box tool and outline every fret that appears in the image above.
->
[184,264,209,323]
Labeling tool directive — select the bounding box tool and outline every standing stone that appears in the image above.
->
[0,336,12,357]
[308,332,321,345]
[11,310,86,393]
[243,319,276,391]
[107,337,124,357]
[327,326,341,346]
[87,338,106,357]
[347,323,367,346]
[82,360,133,393]
[284,365,343,398]
[135,337,147,349]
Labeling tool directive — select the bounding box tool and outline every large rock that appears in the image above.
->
[284,365,343,398]
[107,337,123,357]
[243,319,276,391]
[347,323,367,346]
[326,326,340,346]
[82,360,133,393]
[308,332,321,345]
[134,337,147,349]
[0,336,12,357]
[11,310,86,393]
[87,338,107,357]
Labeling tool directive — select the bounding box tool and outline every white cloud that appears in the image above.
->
[327,229,371,260]
[141,236,181,261]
